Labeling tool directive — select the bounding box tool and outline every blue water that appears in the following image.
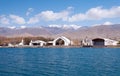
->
[0,48,120,76]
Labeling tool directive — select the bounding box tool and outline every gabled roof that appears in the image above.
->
[54,36,70,43]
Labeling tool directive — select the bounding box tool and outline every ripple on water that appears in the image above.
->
[0,48,120,76]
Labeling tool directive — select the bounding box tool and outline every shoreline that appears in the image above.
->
[0,45,120,48]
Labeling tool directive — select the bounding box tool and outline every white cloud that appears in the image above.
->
[28,6,120,23]
[40,10,69,21]
[20,25,27,29]
[103,21,113,25]
[27,16,40,24]
[0,15,10,25]
[69,24,82,30]
[92,24,101,27]
[1,6,119,27]
[27,9,70,24]
[49,24,62,28]
[63,24,81,30]
[48,24,81,30]
[92,21,113,27]
[68,6,120,22]
[9,14,26,24]
[8,26,16,29]
[67,6,74,11]
[68,14,86,22]
[26,8,34,16]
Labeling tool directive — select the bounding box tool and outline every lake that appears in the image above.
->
[0,48,120,76]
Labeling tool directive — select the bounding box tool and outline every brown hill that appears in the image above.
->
[0,24,120,40]
[55,24,120,40]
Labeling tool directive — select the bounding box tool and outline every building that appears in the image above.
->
[47,41,53,46]
[29,40,46,46]
[82,37,93,46]
[18,39,24,46]
[53,36,71,46]
[8,43,14,47]
[92,38,118,46]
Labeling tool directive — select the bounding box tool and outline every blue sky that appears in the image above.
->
[0,0,120,28]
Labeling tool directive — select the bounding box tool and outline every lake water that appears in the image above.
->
[0,48,120,76]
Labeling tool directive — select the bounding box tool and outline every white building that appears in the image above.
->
[47,41,54,46]
[53,36,71,46]
[104,38,118,46]
[8,43,14,47]
[29,40,46,46]
[18,39,24,46]
[82,37,93,46]
[92,38,118,46]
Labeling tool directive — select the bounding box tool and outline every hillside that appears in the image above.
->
[0,24,120,40]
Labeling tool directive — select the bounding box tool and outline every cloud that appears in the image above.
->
[0,15,10,25]
[8,26,16,29]
[1,6,119,27]
[67,6,74,11]
[20,25,27,29]
[92,24,101,27]
[26,8,34,16]
[27,9,70,24]
[68,6,120,22]
[63,24,81,30]
[48,24,81,30]
[27,6,120,24]
[92,21,113,27]
[41,10,69,21]
[103,21,113,25]
[9,14,26,24]
[49,24,62,28]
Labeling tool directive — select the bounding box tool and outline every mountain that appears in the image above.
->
[0,27,52,37]
[0,26,76,37]
[57,24,120,40]
[0,24,120,40]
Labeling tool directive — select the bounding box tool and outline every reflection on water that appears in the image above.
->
[0,48,120,76]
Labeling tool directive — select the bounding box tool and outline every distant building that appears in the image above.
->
[47,41,53,46]
[8,43,14,47]
[92,38,118,46]
[82,37,118,47]
[82,37,93,46]
[29,40,46,46]
[53,36,71,46]
[18,39,24,46]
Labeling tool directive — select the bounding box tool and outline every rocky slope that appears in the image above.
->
[0,24,120,40]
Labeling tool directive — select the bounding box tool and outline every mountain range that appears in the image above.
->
[0,24,120,40]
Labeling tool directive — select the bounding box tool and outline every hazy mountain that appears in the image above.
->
[57,24,120,40]
[0,24,120,40]
[0,27,52,37]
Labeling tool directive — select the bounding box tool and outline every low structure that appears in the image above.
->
[8,43,14,47]
[18,39,24,46]
[29,40,46,46]
[82,37,93,46]
[92,38,118,46]
[53,36,71,46]
[47,41,53,46]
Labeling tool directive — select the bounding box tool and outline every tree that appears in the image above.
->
[118,41,120,44]
[24,37,31,45]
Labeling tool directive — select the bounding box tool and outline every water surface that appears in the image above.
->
[0,48,120,76]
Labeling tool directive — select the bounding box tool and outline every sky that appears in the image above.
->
[0,0,120,28]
